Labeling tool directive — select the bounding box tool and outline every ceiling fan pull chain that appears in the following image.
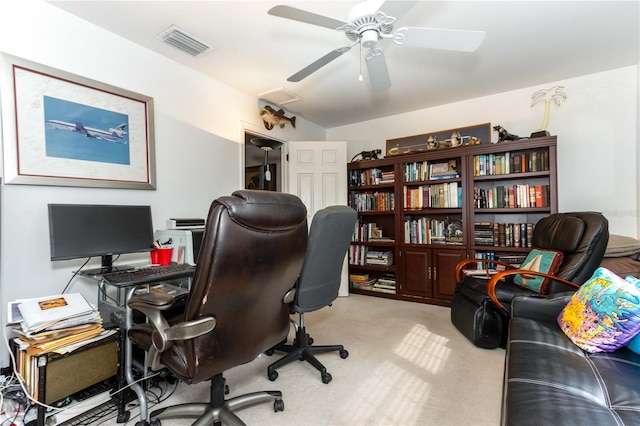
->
[359,42,363,81]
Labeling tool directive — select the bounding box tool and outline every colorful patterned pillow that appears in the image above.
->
[558,267,640,353]
[623,275,640,355]
[513,248,564,294]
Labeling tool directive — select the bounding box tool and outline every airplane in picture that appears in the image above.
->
[46,119,128,143]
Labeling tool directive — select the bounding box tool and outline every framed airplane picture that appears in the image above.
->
[0,54,156,189]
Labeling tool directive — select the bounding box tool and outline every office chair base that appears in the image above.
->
[267,326,348,384]
[149,376,284,426]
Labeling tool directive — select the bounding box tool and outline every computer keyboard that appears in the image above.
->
[101,263,195,286]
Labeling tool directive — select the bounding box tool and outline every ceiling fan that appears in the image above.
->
[268,0,485,92]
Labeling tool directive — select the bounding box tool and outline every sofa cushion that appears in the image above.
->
[504,316,640,425]
[513,248,563,294]
[558,267,640,353]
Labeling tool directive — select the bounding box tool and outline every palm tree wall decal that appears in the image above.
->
[531,86,567,132]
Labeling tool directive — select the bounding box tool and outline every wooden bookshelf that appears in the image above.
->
[347,135,557,306]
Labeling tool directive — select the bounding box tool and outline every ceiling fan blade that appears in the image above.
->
[287,47,351,82]
[395,27,486,52]
[268,5,348,30]
[365,49,391,92]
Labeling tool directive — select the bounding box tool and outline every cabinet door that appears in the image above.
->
[433,249,465,300]
[400,248,432,298]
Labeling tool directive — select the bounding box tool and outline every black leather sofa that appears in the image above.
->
[502,295,640,425]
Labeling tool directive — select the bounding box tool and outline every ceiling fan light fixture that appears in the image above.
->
[158,25,212,56]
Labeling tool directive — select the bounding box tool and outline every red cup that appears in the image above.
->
[150,247,173,266]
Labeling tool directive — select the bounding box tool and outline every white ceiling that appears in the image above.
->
[49,1,639,129]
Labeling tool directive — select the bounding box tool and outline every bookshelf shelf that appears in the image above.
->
[347,135,557,306]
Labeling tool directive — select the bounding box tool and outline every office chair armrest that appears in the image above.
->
[487,270,579,311]
[129,292,217,352]
[150,317,216,352]
[164,317,217,342]
[454,258,517,282]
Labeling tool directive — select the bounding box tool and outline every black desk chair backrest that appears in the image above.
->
[128,190,308,423]
[293,205,358,313]
[267,205,357,384]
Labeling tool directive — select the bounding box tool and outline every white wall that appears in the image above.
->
[329,66,639,238]
[0,1,325,367]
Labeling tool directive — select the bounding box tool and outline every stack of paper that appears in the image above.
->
[10,293,116,400]
[13,293,112,356]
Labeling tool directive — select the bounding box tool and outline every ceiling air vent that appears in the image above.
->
[258,87,302,106]
[158,25,212,56]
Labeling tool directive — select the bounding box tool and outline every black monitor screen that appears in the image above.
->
[48,204,154,271]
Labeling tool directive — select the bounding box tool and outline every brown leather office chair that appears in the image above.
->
[450,211,609,349]
[127,190,308,425]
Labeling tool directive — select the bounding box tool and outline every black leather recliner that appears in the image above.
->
[127,190,308,425]
[450,211,609,349]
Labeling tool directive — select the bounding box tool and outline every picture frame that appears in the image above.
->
[245,164,277,191]
[0,54,156,189]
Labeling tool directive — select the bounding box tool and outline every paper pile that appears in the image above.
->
[9,293,116,400]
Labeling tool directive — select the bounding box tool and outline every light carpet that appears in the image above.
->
[103,294,505,425]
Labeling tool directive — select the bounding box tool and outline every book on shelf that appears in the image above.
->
[349,273,370,281]
[365,250,394,266]
[429,160,459,180]
[445,219,463,244]
[370,287,395,294]
[373,281,396,290]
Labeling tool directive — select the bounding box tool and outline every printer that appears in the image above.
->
[154,228,204,265]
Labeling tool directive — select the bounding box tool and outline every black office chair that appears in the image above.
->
[127,190,308,425]
[266,205,357,384]
[451,211,609,349]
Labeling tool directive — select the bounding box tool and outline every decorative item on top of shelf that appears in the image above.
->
[259,105,296,130]
[493,125,521,142]
[385,123,491,156]
[350,149,381,162]
[427,136,439,150]
[450,132,463,148]
[530,86,566,138]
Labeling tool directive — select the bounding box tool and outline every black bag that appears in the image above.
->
[450,284,504,349]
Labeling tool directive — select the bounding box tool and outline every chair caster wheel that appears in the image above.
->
[265,349,275,356]
[339,349,349,359]
[225,384,230,394]
[274,399,285,412]
[150,419,161,426]
[268,370,278,381]
[308,337,314,345]
[321,372,332,384]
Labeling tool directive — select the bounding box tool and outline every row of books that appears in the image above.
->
[349,191,395,212]
[349,273,397,294]
[473,150,549,176]
[404,218,463,245]
[349,168,395,186]
[352,219,394,243]
[472,251,528,270]
[349,246,394,266]
[9,293,115,399]
[473,184,551,209]
[474,222,534,247]
[404,182,462,209]
[403,160,459,182]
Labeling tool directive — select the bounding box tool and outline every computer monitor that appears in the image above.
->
[48,204,154,273]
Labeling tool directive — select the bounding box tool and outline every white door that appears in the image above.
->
[287,141,350,296]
